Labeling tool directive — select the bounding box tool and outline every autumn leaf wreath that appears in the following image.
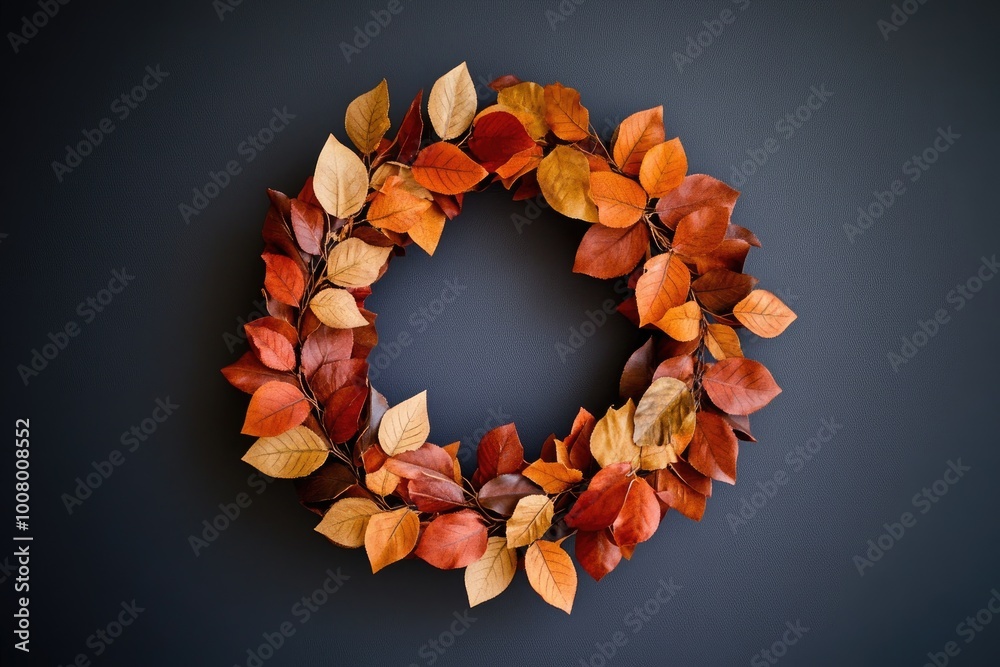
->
[222,63,796,613]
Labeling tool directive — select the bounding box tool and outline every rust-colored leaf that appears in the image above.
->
[672,206,730,257]
[612,477,660,546]
[290,199,325,255]
[472,423,525,487]
[262,252,305,307]
[590,172,647,228]
[655,174,740,229]
[241,381,310,437]
[564,462,632,531]
[692,269,758,314]
[416,510,488,570]
[222,352,297,394]
[469,111,535,172]
[635,252,691,326]
[411,142,488,195]
[573,222,649,279]
[702,358,782,415]
[245,320,297,371]
[687,411,738,484]
[575,529,622,582]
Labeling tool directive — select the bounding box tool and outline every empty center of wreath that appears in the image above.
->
[366,187,642,468]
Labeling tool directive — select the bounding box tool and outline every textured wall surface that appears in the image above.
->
[2,1,998,665]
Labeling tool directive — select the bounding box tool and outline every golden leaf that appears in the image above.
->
[633,377,697,454]
[364,507,420,573]
[589,171,648,228]
[525,540,578,614]
[241,426,329,478]
[506,495,555,548]
[613,106,664,175]
[314,497,381,548]
[365,466,400,496]
[313,134,368,219]
[590,400,640,469]
[428,62,477,140]
[653,300,702,341]
[733,290,798,338]
[310,288,369,328]
[537,145,599,223]
[407,205,447,256]
[638,138,688,197]
[522,460,583,494]
[465,537,517,607]
[705,323,744,360]
[345,79,390,154]
[543,82,590,141]
[378,390,430,456]
[497,82,548,139]
[327,237,393,288]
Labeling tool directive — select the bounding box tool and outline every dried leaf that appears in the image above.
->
[525,540,577,614]
[506,495,555,548]
[241,381,310,437]
[613,106,664,175]
[564,463,631,531]
[537,145,599,223]
[673,206,730,257]
[702,358,782,415]
[620,338,655,402]
[290,199,325,255]
[365,466,400,496]
[521,460,583,494]
[416,510,488,570]
[652,355,696,384]
[368,175,433,232]
[733,290,797,338]
[378,390,430,455]
[245,320,296,371]
[407,204,447,255]
[632,377,697,453]
[327,237,393,288]
[310,288,369,329]
[543,82,590,141]
[345,79,391,154]
[573,222,649,279]
[649,468,706,521]
[687,411,738,484]
[497,82,548,139]
[469,111,535,172]
[465,537,517,607]
[408,473,466,513]
[364,507,420,573]
[262,252,305,307]
[315,497,381,548]
[301,327,353,378]
[705,323,744,360]
[222,352,297,394]
[655,174,740,229]
[653,300,702,342]
[242,425,329,478]
[478,473,543,516]
[612,477,660,546]
[428,62,477,140]
[692,269,758,314]
[589,401,640,469]
[472,424,525,487]
[635,252,691,326]
[589,172,647,228]
[313,134,368,219]
[411,142,488,195]
[323,383,368,443]
[639,138,687,197]
[576,529,622,582]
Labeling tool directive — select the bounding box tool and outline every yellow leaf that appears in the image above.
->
[590,400,640,469]
[705,323,744,360]
[313,134,368,219]
[525,540,577,614]
[428,62,477,140]
[309,288,369,328]
[465,537,517,607]
[364,507,420,573]
[639,138,688,197]
[537,145,599,223]
[407,205,447,255]
[365,466,400,496]
[522,460,583,494]
[733,290,798,338]
[653,300,702,341]
[613,106,664,175]
[327,237,392,288]
[378,390,430,456]
[345,79,390,154]
[241,426,329,478]
[633,377,696,455]
[543,82,590,141]
[506,495,555,548]
[589,171,648,228]
[497,82,548,139]
[314,497,381,548]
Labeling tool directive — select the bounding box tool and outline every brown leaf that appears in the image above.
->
[687,411,739,484]
[655,174,740,229]
[525,540,577,614]
[241,381,310,437]
[635,252,691,326]
[385,90,423,164]
[672,206,730,257]
[364,508,420,573]
[632,377,697,453]
[313,134,368,219]
[506,495,555,548]
[702,358,782,415]
[648,468,706,521]
[408,473,466,513]
[415,510,488,570]
[573,222,649,279]
[692,269,758,314]
[704,323,744,361]
[315,497,381,548]
[327,237,393,288]
[537,145,599,223]
[653,300,702,342]
[575,529,622,582]
[733,290,798,338]
[613,106,664,175]
[428,62,477,140]
[290,199,325,255]
[612,477,660,546]
[478,473,543,516]
[411,142,488,195]
[301,327,353,378]
[564,462,632,531]
[589,172,647,228]
[242,426,329,478]
[345,79,391,154]
[652,355,695,385]
[222,352,297,394]
[465,537,518,607]
[378,390,430,455]
[639,138,687,197]
[323,384,368,443]
[522,460,583,494]
[311,358,367,405]
[620,338,655,402]
[543,82,590,141]
[472,423,525,487]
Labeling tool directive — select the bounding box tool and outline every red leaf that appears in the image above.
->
[323,384,368,443]
[670,459,713,497]
[655,174,740,230]
[469,112,535,172]
[290,199,325,255]
[687,411,739,484]
[262,252,305,307]
[311,358,368,405]
[415,510,488,570]
[385,443,455,481]
[244,320,296,371]
[241,381,310,437]
[692,269,758,314]
[472,424,525,488]
[564,408,597,473]
[488,74,523,91]
[564,463,632,531]
[386,90,424,164]
[573,222,649,279]
[301,327,354,378]
[702,358,782,415]
[262,190,307,274]
[221,351,297,394]
[612,477,660,546]
[477,473,543,516]
[652,355,695,385]
[575,529,622,582]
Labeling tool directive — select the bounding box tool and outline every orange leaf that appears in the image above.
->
[368,176,432,233]
[496,144,543,180]
[525,540,577,614]
[408,204,447,255]
[635,252,691,326]
[364,507,420,573]
[543,82,590,141]
[733,290,798,338]
[687,411,738,484]
[411,142,488,195]
[653,300,701,341]
[262,252,305,307]
[705,323,744,360]
[612,477,660,546]
[589,172,648,228]
[241,381,310,437]
[639,138,687,197]
[702,358,782,415]
[245,321,296,371]
[672,206,730,257]
[573,222,649,279]
[415,510,488,570]
[521,460,583,494]
[648,468,707,521]
[564,463,631,531]
[575,529,622,582]
[613,106,664,175]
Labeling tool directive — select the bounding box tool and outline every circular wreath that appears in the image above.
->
[222,63,796,613]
